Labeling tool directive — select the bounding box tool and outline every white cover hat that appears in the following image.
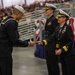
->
[58,9,70,18]
[14,5,25,14]
[44,3,57,10]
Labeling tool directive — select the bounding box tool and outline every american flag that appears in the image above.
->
[68,18,75,41]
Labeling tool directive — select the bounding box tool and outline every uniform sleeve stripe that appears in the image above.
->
[43,40,47,45]
[62,46,68,52]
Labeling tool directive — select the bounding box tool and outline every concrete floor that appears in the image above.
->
[12,46,62,75]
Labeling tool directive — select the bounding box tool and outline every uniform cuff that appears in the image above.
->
[61,46,68,52]
[42,40,47,45]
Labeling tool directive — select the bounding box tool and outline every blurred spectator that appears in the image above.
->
[29,4,35,12]
[0,10,3,22]
[4,7,12,16]
[56,0,63,3]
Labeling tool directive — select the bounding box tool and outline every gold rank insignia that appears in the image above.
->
[56,44,59,48]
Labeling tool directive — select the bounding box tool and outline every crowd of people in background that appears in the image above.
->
[0,0,72,19]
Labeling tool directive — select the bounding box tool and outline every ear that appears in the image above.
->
[16,11,20,15]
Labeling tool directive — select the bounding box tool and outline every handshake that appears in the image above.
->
[29,41,43,46]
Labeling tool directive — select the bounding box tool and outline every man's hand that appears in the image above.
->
[55,49,62,55]
[29,41,35,46]
[36,41,43,45]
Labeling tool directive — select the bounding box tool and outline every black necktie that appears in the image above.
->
[59,27,62,34]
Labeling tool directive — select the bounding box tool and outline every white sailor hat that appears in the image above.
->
[44,3,57,10]
[57,9,70,18]
[14,5,25,14]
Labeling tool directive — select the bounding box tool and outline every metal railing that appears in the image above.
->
[18,9,44,41]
